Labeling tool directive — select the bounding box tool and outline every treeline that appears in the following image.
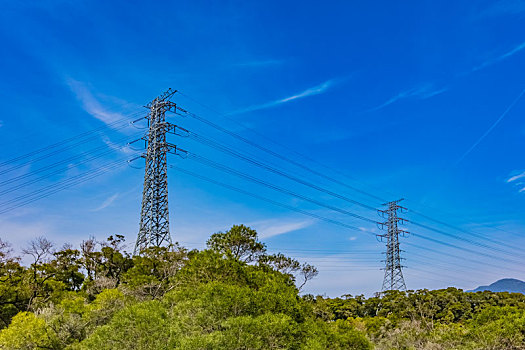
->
[313,289,525,349]
[0,225,524,349]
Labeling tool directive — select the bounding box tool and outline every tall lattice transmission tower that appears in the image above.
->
[134,89,185,255]
[377,199,409,291]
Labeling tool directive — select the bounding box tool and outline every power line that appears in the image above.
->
[271,245,523,277]
[409,208,523,253]
[187,131,378,211]
[410,221,521,264]
[174,241,493,278]
[189,153,379,226]
[0,110,144,169]
[0,133,141,195]
[177,91,390,202]
[404,241,524,275]
[0,113,144,177]
[182,133,523,264]
[175,93,525,259]
[0,157,135,215]
[5,90,522,291]
[169,100,525,279]
[169,164,364,232]
[168,163,524,275]
[0,149,117,197]
[186,129,524,260]
[174,106,386,203]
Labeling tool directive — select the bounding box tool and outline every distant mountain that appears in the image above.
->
[468,278,525,294]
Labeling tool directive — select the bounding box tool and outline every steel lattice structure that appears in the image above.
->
[134,89,184,255]
[377,199,409,291]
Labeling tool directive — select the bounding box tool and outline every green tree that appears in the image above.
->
[207,224,266,262]
[51,246,84,292]
[0,239,28,329]
[122,245,187,299]
[75,301,168,350]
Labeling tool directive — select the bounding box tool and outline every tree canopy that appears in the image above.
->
[0,225,523,349]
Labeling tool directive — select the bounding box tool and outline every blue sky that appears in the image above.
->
[1,0,525,296]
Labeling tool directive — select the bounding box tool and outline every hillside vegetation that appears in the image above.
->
[0,225,524,349]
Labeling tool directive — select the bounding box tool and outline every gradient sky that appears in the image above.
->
[1,0,525,297]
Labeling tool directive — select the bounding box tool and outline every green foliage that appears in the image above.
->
[205,225,318,290]
[207,224,266,262]
[75,301,169,350]
[52,248,84,291]
[78,280,370,349]
[0,311,59,349]
[121,245,187,299]
[1,225,524,349]
[0,239,28,328]
[302,319,373,350]
[465,305,525,349]
[314,287,525,350]
[192,313,297,349]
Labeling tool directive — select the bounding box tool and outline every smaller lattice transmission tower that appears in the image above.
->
[377,199,409,291]
[135,89,187,255]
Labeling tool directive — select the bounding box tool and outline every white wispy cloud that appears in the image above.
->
[478,0,525,18]
[66,79,129,129]
[358,226,379,236]
[229,79,339,115]
[372,42,525,115]
[102,136,136,155]
[507,171,525,183]
[368,83,447,112]
[92,193,119,211]
[472,41,525,72]
[507,170,525,193]
[250,218,315,239]
[500,41,525,60]
[233,59,284,67]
